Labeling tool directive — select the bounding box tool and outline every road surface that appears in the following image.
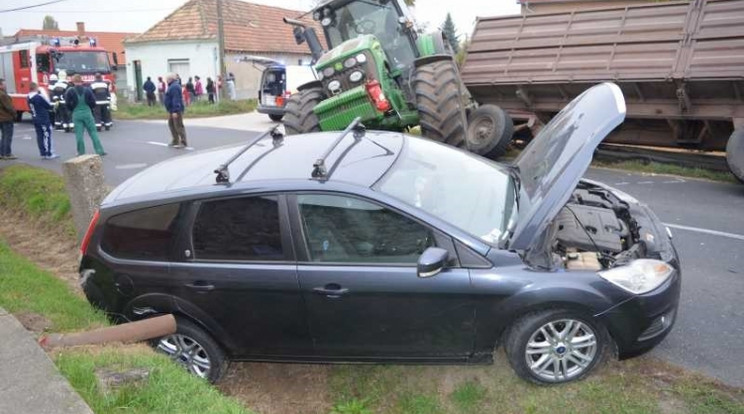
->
[3,118,743,387]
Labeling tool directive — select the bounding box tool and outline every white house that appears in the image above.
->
[123,0,317,100]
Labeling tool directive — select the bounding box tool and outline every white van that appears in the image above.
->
[258,64,316,121]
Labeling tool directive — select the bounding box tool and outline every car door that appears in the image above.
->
[290,192,475,359]
[169,194,311,357]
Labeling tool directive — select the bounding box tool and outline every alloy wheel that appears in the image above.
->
[156,334,212,379]
[524,319,598,382]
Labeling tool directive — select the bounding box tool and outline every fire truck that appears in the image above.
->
[0,36,118,120]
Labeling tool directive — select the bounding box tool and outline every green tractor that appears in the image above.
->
[283,0,513,158]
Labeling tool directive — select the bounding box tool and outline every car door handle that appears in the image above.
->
[313,284,349,298]
[185,282,215,292]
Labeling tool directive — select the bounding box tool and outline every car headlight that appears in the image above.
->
[349,70,364,83]
[344,57,357,69]
[598,259,674,294]
[322,66,335,78]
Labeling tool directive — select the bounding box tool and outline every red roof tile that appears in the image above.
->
[126,0,323,55]
[14,29,135,63]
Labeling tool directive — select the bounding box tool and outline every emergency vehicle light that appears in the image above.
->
[52,38,61,47]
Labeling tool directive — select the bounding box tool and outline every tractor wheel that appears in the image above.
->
[466,104,514,159]
[284,88,324,135]
[726,128,744,183]
[413,59,468,148]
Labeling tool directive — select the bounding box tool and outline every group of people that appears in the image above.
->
[0,73,106,161]
[142,72,237,106]
[49,71,113,133]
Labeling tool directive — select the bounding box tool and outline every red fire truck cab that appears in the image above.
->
[0,37,118,119]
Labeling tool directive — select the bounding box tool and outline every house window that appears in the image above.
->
[167,59,190,79]
[19,50,30,68]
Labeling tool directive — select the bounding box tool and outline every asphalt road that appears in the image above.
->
[4,119,743,387]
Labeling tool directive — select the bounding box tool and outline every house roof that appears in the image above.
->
[14,29,135,63]
[125,0,321,55]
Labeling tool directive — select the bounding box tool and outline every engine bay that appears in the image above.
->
[552,182,645,271]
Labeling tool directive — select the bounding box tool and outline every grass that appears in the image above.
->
[114,99,257,120]
[593,159,738,184]
[0,164,74,234]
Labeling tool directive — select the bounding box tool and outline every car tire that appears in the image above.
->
[268,113,284,122]
[284,88,324,135]
[413,59,468,148]
[504,309,608,385]
[151,317,228,384]
[465,104,514,159]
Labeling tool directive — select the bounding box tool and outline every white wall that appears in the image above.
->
[124,40,220,101]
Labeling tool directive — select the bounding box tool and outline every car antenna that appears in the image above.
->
[214,125,284,184]
[312,117,366,181]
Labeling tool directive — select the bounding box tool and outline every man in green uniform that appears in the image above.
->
[65,74,106,156]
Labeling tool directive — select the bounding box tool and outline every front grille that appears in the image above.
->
[638,308,676,341]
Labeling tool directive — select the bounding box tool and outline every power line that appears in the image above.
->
[13,8,175,14]
[0,0,68,13]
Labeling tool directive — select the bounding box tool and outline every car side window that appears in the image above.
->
[192,196,285,261]
[297,194,434,264]
[102,203,183,260]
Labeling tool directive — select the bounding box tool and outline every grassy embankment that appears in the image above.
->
[0,164,742,414]
[114,99,257,120]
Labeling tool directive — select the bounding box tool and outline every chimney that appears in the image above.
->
[76,22,85,37]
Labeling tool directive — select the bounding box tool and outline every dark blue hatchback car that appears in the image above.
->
[80,83,680,384]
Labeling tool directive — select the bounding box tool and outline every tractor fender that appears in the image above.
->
[414,54,454,68]
[297,80,323,92]
[417,30,453,57]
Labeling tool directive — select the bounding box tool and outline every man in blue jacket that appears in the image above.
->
[164,72,187,148]
[27,82,59,159]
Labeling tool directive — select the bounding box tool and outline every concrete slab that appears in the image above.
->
[0,308,93,414]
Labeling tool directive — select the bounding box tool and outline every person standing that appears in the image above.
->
[52,70,73,131]
[164,73,187,148]
[65,74,106,156]
[226,72,236,100]
[91,73,113,130]
[206,77,215,104]
[194,76,203,102]
[0,78,16,160]
[157,76,166,105]
[27,82,59,160]
[186,77,195,103]
[143,76,156,106]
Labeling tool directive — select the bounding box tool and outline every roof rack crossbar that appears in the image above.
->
[312,117,365,181]
[214,125,284,184]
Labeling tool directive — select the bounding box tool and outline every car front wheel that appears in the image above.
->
[504,309,607,384]
[153,317,228,383]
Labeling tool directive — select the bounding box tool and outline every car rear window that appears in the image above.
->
[101,203,182,260]
[192,196,285,261]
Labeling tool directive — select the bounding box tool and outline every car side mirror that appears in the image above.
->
[417,247,449,278]
[293,26,306,45]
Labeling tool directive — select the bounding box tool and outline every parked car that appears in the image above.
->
[79,83,680,384]
[257,64,316,122]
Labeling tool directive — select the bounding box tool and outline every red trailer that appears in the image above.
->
[0,37,118,118]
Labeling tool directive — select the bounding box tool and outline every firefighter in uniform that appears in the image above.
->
[91,73,112,131]
[51,71,73,132]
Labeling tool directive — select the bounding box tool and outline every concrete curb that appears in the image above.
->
[0,308,94,414]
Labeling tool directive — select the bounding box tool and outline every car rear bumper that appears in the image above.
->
[257,105,285,115]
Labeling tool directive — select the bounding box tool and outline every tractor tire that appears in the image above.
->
[466,104,514,159]
[413,59,468,148]
[726,128,744,183]
[284,88,324,135]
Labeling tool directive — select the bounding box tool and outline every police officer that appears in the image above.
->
[51,71,73,131]
[90,73,112,131]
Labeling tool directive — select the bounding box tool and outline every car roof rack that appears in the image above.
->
[311,117,366,181]
[214,125,284,184]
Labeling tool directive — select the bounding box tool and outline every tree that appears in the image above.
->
[441,13,459,53]
[404,0,415,5]
[42,15,59,30]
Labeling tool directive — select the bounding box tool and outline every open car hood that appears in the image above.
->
[508,82,626,251]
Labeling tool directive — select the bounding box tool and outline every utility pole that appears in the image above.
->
[216,0,227,100]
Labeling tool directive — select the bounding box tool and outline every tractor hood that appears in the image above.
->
[315,34,377,69]
[508,82,626,251]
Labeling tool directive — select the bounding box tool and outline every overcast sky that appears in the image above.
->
[0,0,521,39]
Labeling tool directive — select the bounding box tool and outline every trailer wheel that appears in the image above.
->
[726,129,744,183]
[284,88,324,135]
[413,59,468,148]
[465,104,514,159]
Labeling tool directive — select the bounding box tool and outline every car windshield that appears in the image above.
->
[323,1,416,69]
[54,51,110,74]
[375,138,515,244]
